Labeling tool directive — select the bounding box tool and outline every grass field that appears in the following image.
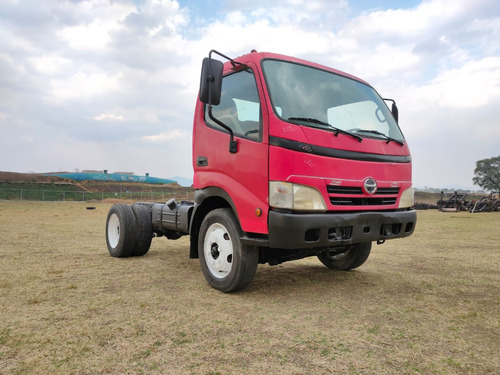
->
[0,201,498,374]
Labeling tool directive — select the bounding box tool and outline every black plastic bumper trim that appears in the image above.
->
[267,209,417,249]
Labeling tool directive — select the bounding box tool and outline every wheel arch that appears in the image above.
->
[189,187,240,259]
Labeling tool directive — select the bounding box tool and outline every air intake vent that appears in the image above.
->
[327,186,363,194]
[375,187,400,195]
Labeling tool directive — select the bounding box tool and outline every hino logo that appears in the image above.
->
[363,178,377,194]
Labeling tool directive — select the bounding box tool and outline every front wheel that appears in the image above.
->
[198,208,258,293]
[317,242,372,270]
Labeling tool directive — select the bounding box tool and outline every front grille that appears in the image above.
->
[330,197,397,206]
[328,185,400,206]
[327,186,400,195]
[375,187,400,195]
[327,186,363,194]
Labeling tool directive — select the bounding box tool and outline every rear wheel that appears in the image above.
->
[131,204,153,256]
[198,208,258,292]
[106,204,136,257]
[317,242,372,270]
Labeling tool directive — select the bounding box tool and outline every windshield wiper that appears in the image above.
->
[352,129,405,146]
[288,117,362,143]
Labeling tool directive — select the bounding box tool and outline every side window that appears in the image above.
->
[205,69,262,141]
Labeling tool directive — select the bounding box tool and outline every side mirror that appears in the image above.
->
[199,58,223,105]
[383,98,399,124]
[391,102,399,124]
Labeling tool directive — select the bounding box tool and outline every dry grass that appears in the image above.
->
[0,201,498,374]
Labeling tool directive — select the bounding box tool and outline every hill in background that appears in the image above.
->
[0,171,193,200]
[0,171,70,184]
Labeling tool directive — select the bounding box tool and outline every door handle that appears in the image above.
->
[196,156,208,167]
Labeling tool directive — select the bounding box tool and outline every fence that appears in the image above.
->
[0,188,194,202]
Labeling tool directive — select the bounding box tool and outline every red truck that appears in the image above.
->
[105,50,416,292]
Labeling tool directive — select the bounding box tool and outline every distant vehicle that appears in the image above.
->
[105,50,417,292]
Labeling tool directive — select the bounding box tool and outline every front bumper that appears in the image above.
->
[267,209,416,249]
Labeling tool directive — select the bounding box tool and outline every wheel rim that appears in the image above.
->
[107,213,120,248]
[203,223,233,279]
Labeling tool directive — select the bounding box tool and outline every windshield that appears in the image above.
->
[261,59,405,143]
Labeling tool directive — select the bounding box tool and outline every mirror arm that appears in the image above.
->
[207,105,238,153]
[209,49,246,69]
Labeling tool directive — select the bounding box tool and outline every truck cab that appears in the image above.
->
[106,50,416,293]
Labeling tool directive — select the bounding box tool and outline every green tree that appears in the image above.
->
[473,156,500,192]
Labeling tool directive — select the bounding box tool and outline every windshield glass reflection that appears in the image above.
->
[261,59,405,143]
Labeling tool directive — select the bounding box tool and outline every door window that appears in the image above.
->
[205,69,262,141]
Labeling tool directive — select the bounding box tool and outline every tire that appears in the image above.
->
[198,208,258,292]
[317,242,372,270]
[131,204,153,256]
[106,204,136,258]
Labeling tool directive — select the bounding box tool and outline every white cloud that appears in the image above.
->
[49,71,123,101]
[142,129,191,143]
[58,21,114,50]
[415,57,500,108]
[92,106,164,123]
[94,113,124,121]
[224,10,246,25]
[29,54,73,75]
[467,16,500,39]
[350,0,476,38]
[57,1,133,50]
[122,0,188,36]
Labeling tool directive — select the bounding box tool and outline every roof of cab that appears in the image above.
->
[227,50,371,87]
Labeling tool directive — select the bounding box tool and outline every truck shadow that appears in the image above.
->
[246,262,384,296]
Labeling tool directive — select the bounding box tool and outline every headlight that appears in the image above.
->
[398,187,415,208]
[270,181,327,211]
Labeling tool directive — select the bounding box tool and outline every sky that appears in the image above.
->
[1,0,499,189]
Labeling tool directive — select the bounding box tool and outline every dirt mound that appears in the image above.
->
[77,180,185,193]
[0,171,71,183]
[0,171,194,196]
